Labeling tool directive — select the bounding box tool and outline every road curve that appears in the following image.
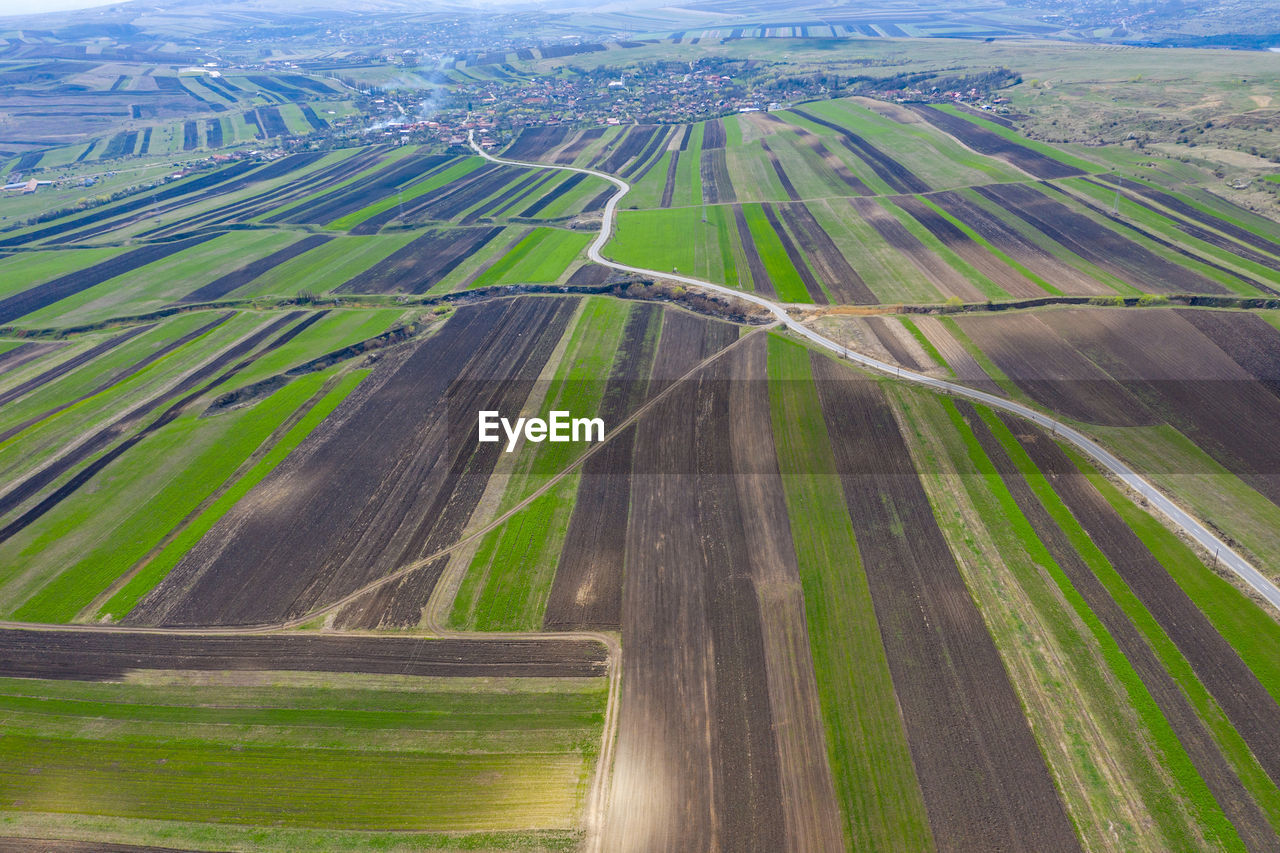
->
[470,131,1280,614]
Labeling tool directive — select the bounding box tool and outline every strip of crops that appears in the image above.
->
[812,353,1079,850]
[128,298,577,627]
[545,302,662,630]
[767,335,931,850]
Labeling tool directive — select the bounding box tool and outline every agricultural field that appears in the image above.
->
[9,6,1280,850]
[603,98,1280,305]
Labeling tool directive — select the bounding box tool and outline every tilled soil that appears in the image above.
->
[0,627,608,680]
[762,202,827,303]
[776,201,876,304]
[895,195,1044,298]
[128,297,577,627]
[338,227,504,293]
[929,190,1112,295]
[959,312,1157,426]
[973,183,1228,295]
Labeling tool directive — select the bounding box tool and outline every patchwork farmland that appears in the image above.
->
[6,79,1280,853]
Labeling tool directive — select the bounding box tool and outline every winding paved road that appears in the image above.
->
[471,130,1280,614]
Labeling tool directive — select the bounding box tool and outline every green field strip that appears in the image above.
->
[623,150,672,209]
[984,411,1280,840]
[327,156,482,230]
[1103,173,1280,245]
[726,143,788,203]
[684,122,705,206]
[0,312,225,436]
[35,143,90,169]
[905,391,1242,850]
[450,298,632,631]
[1,371,343,622]
[439,226,526,291]
[740,202,813,302]
[896,316,954,376]
[1069,438,1280,711]
[101,369,367,620]
[917,196,1062,296]
[468,227,590,289]
[722,113,743,148]
[609,208,700,279]
[0,815,580,853]
[778,108,895,194]
[535,173,612,220]
[953,186,1138,297]
[277,103,312,136]
[0,675,604,753]
[15,231,303,328]
[877,197,1010,301]
[768,132,853,199]
[0,245,129,301]
[450,475,580,632]
[0,684,600,831]
[770,205,835,302]
[932,102,1102,174]
[766,334,932,851]
[797,198,932,303]
[224,308,401,388]
[234,232,419,297]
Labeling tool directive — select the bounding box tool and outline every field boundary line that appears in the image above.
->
[471,130,1280,615]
